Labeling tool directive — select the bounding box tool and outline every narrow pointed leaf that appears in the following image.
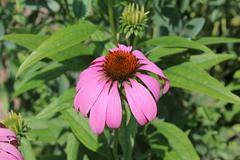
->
[164,62,240,104]
[151,119,199,160]
[145,36,214,54]
[190,53,236,69]
[198,37,240,45]
[3,34,49,50]
[16,21,97,77]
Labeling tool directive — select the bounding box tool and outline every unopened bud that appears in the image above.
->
[120,3,149,38]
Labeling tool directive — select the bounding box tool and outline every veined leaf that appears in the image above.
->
[145,36,214,54]
[61,108,112,159]
[37,88,75,119]
[3,34,49,50]
[151,119,199,160]
[3,34,93,62]
[19,137,36,160]
[181,18,205,38]
[197,37,240,45]
[90,29,111,42]
[61,109,99,151]
[16,21,97,77]
[25,118,65,143]
[147,47,187,62]
[66,133,79,160]
[164,62,240,104]
[13,62,65,97]
[190,53,236,69]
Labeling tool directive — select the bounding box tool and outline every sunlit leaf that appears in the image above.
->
[190,53,236,69]
[145,36,214,54]
[164,62,240,104]
[197,37,240,45]
[16,21,97,77]
[151,119,199,160]
[19,137,36,160]
[3,34,48,50]
[66,133,79,160]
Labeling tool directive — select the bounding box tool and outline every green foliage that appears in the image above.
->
[1,0,240,160]
[151,119,200,160]
[164,62,240,104]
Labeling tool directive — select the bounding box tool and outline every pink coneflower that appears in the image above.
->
[0,123,23,160]
[74,44,170,134]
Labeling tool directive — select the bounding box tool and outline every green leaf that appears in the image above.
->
[13,80,45,97]
[61,108,99,151]
[16,21,97,77]
[19,137,36,160]
[36,88,75,119]
[13,62,65,97]
[151,119,199,160]
[25,118,65,143]
[119,115,138,160]
[66,133,80,160]
[147,47,187,62]
[61,108,112,159]
[145,36,214,54]
[234,70,240,79]
[3,34,48,50]
[164,62,240,104]
[181,18,205,38]
[164,150,179,160]
[197,37,240,45]
[3,33,94,62]
[190,53,236,69]
[47,0,60,12]
[90,29,111,42]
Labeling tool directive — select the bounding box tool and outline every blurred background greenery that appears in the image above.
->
[1,0,240,160]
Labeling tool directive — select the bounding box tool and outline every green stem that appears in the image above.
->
[113,130,119,160]
[130,34,137,48]
[107,0,118,44]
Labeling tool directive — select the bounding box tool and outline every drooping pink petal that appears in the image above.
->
[124,80,149,125]
[110,44,132,53]
[0,128,16,138]
[136,73,161,101]
[110,47,120,53]
[124,79,157,125]
[0,153,17,160]
[129,79,157,122]
[89,82,111,134]
[74,76,107,116]
[132,50,147,60]
[0,128,17,146]
[106,81,122,128]
[118,44,132,52]
[76,67,104,91]
[0,142,23,160]
[138,59,170,94]
[90,56,105,65]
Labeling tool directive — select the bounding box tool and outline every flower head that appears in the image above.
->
[74,44,170,134]
[0,122,23,160]
[120,3,149,38]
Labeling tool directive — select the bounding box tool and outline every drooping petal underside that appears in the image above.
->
[124,79,157,125]
[0,142,23,160]
[89,82,111,134]
[136,73,161,101]
[106,81,122,128]
[138,59,170,94]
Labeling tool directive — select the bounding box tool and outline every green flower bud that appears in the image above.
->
[2,111,28,137]
[120,3,149,39]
